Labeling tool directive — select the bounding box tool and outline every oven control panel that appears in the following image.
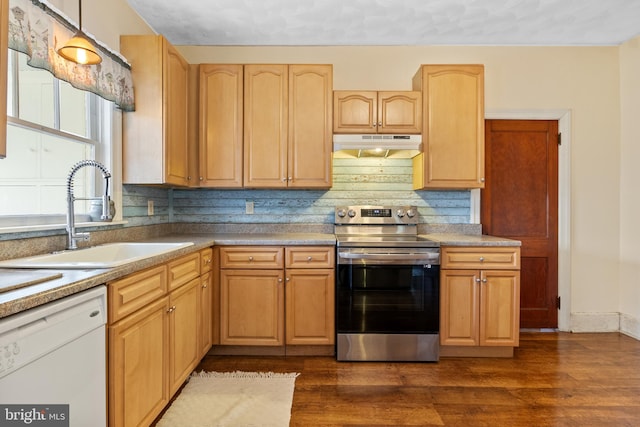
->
[335,205,419,225]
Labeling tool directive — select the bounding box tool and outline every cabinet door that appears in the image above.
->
[413,65,485,189]
[440,269,479,346]
[199,271,213,358]
[220,269,284,345]
[121,35,191,186]
[199,64,243,187]
[480,270,520,346]
[169,278,200,395]
[0,0,7,158]
[333,91,377,133]
[378,91,422,134]
[285,268,335,345]
[244,64,288,187]
[288,64,333,188]
[164,41,190,186]
[109,297,170,427]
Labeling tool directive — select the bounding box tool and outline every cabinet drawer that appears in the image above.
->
[441,246,520,270]
[200,247,213,274]
[285,246,335,269]
[168,252,200,291]
[219,247,284,269]
[108,265,167,323]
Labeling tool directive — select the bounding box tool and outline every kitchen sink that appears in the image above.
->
[0,242,194,269]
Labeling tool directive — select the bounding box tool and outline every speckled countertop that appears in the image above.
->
[421,233,521,247]
[0,231,519,319]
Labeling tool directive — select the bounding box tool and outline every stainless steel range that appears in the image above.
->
[335,205,440,362]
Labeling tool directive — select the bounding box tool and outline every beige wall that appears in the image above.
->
[619,36,640,338]
[71,0,631,331]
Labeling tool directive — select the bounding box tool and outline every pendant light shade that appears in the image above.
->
[57,0,102,65]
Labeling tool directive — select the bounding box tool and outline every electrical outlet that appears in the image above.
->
[147,200,154,216]
[245,201,254,214]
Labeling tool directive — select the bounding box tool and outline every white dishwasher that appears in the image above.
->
[0,285,107,427]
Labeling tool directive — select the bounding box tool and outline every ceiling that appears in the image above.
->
[126,0,640,47]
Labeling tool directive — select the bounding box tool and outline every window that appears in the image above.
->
[0,50,112,221]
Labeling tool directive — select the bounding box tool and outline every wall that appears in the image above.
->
[619,36,640,339]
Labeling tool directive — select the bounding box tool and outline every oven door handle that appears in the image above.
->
[338,252,440,263]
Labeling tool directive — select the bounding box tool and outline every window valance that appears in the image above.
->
[7,0,135,111]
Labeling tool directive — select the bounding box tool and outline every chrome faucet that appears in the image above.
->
[66,160,113,250]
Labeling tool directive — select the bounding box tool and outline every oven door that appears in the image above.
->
[336,248,440,361]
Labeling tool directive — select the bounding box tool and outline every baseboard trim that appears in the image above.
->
[620,313,640,340]
[570,312,620,332]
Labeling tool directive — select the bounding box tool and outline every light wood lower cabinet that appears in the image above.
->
[218,246,335,349]
[107,248,212,427]
[440,246,521,352]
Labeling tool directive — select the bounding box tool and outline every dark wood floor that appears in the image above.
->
[159,332,640,426]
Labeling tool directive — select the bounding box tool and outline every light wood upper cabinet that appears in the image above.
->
[440,246,520,348]
[412,65,485,189]
[0,0,8,158]
[288,64,333,188]
[121,35,191,186]
[244,64,288,188]
[243,64,332,188]
[199,64,243,187]
[333,91,421,134]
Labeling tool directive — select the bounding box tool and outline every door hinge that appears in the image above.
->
[557,296,561,310]
[558,133,562,146]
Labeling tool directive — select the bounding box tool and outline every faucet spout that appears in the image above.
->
[66,160,113,250]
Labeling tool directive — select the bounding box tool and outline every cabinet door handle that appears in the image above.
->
[202,283,208,289]
[475,278,481,283]
[482,279,488,283]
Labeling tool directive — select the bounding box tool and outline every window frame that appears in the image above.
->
[0,50,123,232]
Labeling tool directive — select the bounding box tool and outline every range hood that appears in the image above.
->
[333,134,422,158]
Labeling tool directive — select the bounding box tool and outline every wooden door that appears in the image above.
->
[199,64,243,187]
[479,270,520,346]
[219,269,285,345]
[198,271,213,358]
[109,297,169,427]
[164,41,190,186]
[288,65,333,188]
[169,278,200,395]
[378,91,422,134]
[440,269,479,346]
[482,120,559,328]
[244,64,288,187]
[333,91,377,133]
[412,65,485,189]
[285,269,335,345]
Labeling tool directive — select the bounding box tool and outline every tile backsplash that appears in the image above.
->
[166,157,471,225]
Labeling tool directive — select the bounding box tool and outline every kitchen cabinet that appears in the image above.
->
[198,248,214,357]
[0,0,8,158]
[243,64,333,188]
[440,246,521,353]
[218,246,335,349]
[107,249,211,427]
[333,91,422,134]
[199,64,244,187]
[412,65,485,189]
[285,247,335,345]
[121,35,191,186]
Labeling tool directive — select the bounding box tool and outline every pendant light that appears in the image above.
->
[57,0,102,65]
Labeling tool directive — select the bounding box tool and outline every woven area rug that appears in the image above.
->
[156,371,300,427]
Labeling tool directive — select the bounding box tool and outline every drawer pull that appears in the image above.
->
[479,257,485,262]
[249,256,254,261]
[307,256,312,261]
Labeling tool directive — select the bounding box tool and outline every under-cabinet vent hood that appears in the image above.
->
[333,134,422,158]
